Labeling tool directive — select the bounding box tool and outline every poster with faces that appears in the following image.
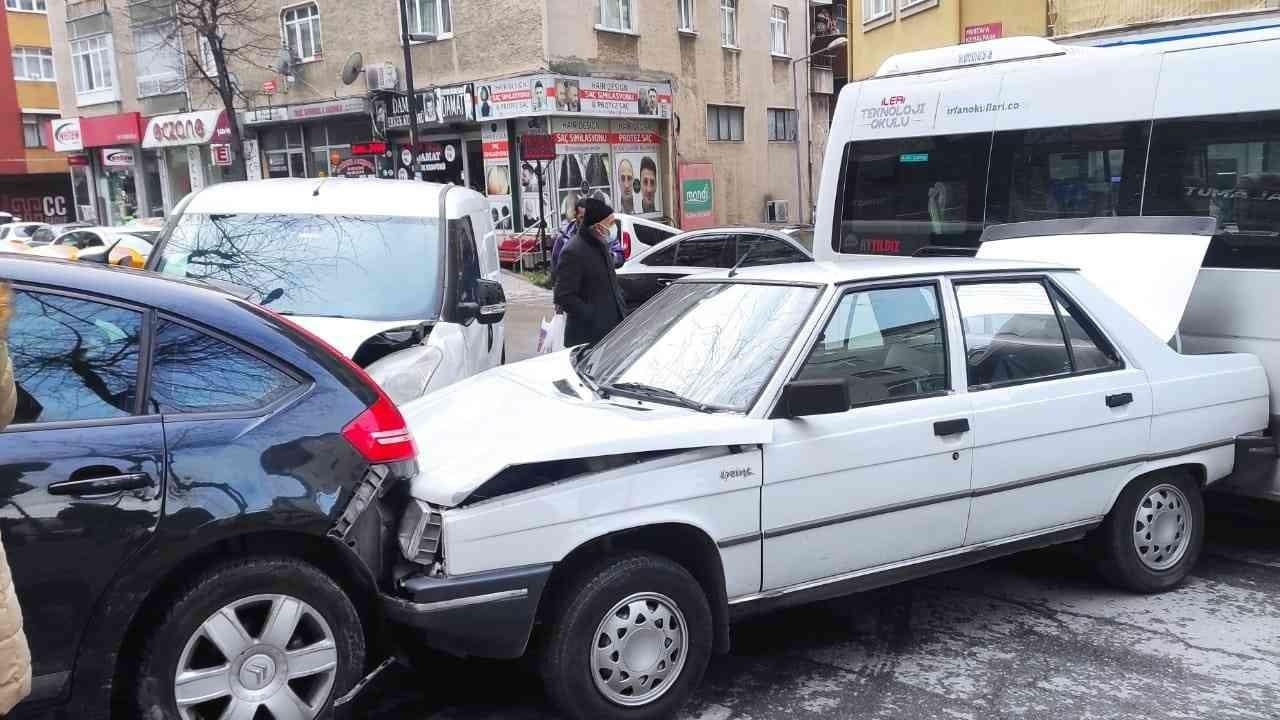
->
[611,120,662,218]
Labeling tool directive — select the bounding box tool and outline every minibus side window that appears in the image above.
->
[833,132,991,257]
[986,121,1148,226]
[1144,111,1280,270]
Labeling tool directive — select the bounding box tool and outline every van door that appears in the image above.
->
[469,209,504,367]
[448,215,494,377]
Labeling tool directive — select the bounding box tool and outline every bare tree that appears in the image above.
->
[128,0,279,181]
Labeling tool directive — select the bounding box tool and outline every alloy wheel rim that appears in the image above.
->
[589,592,688,707]
[1132,483,1192,571]
[174,594,338,720]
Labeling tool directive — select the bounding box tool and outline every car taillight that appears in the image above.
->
[622,230,633,258]
[253,306,417,464]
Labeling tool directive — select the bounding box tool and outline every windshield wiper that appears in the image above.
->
[604,381,716,413]
[570,346,607,398]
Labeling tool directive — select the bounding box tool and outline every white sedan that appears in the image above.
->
[391,217,1268,720]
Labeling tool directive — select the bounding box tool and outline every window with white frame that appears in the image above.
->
[5,0,48,12]
[21,115,47,148]
[282,3,322,61]
[770,6,789,56]
[11,47,54,81]
[406,0,452,38]
[899,0,936,13]
[678,0,695,31]
[707,104,744,141]
[71,35,115,96]
[767,108,796,141]
[599,0,634,32]
[134,22,185,96]
[720,0,738,47]
[863,0,891,24]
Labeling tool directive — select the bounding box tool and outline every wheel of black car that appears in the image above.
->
[541,553,712,720]
[135,557,365,720]
[1095,470,1204,593]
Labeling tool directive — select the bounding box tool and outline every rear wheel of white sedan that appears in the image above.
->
[1095,470,1204,593]
[540,553,712,720]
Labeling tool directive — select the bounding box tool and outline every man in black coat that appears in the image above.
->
[553,198,627,346]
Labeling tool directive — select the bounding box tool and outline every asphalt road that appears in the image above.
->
[355,279,1280,720]
[357,500,1280,719]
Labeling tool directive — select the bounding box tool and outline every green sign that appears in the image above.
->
[682,178,713,214]
[899,153,929,163]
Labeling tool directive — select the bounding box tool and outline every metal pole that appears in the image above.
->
[792,59,804,224]
[399,0,420,161]
[536,159,548,265]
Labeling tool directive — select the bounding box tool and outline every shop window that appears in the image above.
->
[406,0,452,38]
[769,6,788,56]
[767,108,796,142]
[133,21,185,97]
[599,0,635,32]
[707,105,744,142]
[71,34,116,101]
[720,0,738,47]
[21,115,46,148]
[12,47,54,81]
[5,0,47,11]
[282,2,322,62]
[678,0,695,31]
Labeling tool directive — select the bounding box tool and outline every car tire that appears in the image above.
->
[1094,470,1204,593]
[135,557,365,720]
[540,552,712,720]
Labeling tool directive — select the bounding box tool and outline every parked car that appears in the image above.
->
[27,222,90,247]
[147,178,508,405]
[610,213,680,261]
[27,226,154,268]
[395,218,1268,720]
[0,211,18,224]
[0,255,437,719]
[617,227,812,311]
[0,222,47,246]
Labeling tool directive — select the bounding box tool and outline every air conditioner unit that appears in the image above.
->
[765,200,790,223]
[366,62,400,92]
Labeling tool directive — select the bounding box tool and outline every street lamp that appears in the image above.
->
[792,35,848,224]
[398,0,439,152]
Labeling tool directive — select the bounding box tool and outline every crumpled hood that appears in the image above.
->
[286,315,425,358]
[401,351,774,507]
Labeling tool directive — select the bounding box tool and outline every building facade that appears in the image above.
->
[1049,0,1278,36]
[43,0,840,230]
[1,0,71,222]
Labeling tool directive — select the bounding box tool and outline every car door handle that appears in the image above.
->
[934,418,970,436]
[49,472,154,496]
[1106,392,1134,408]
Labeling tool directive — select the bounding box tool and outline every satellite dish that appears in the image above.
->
[340,51,364,86]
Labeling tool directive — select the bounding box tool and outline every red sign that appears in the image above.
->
[211,144,233,166]
[962,22,1003,43]
[336,157,376,178]
[520,134,556,161]
[66,154,90,167]
[262,80,277,95]
[76,113,143,148]
[351,141,387,156]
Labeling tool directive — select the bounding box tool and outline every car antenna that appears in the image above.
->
[727,246,754,278]
[312,177,329,197]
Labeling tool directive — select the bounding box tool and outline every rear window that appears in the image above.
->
[154,212,443,321]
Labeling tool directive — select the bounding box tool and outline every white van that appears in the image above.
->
[148,178,507,404]
[813,29,1280,501]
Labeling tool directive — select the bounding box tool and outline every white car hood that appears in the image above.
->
[401,352,774,507]
[977,226,1210,342]
[286,315,425,357]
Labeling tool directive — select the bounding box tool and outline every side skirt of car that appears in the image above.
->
[726,517,1101,620]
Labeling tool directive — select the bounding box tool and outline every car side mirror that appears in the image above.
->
[460,279,507,325]
[772,379,850,419]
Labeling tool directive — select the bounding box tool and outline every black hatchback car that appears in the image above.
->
[1,257,421,720]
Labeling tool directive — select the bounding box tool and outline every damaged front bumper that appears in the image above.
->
[380,563,553,659]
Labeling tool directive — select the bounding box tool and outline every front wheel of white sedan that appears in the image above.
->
[1095,470,1205,593]
[540,553,712,720]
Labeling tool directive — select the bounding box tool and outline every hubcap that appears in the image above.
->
[590,592,688,707]
[174,594,338,720]
[1133,483,1192,571]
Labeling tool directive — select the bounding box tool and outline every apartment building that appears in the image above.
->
[43,0,843,228]
[1,0,70,222]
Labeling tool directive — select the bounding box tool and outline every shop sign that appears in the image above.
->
[245,106,288,125]
[211,144,233,166]
[352,141,387,156]
[101,147,135,168]
[963,22,1003,43]
[51,118,83,152]
[546,76,671,119]
[610,119,662,217]
[81,113,143,147]
[482,122,513,231]
[435,84,475,123]
[1,175,74,223]
[289,97,367,121]
[262,79,277,95]
[679,163,715,230]
[520,134,556,161]
[476,77,541,119]
[335,157,376,178]
[67,154,90,167]
[143,110,230,149]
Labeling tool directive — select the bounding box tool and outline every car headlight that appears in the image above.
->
[366,344,444,405]
[398,499,443,565]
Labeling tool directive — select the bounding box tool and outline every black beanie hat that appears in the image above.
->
[579,196,613,226]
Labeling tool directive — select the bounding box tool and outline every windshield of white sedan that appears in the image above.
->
[154,213,441,321]
[578,282,819,412]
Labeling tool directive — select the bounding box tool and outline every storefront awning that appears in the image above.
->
[49,112,143,152]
